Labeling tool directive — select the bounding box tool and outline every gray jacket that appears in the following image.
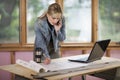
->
[34,16,66,58]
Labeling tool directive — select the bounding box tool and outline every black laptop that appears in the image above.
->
[68,39,111,63]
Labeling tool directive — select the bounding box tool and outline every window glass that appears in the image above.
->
[98,0,120,42]
[64,0,92,42]
[0,0,20,43]
[27,0,55,43]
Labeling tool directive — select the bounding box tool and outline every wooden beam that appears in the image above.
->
[56,0,63,11]
[92,0,98,42]
[10,51,15,80]
[106,49,111,57]
[20,0,27,45]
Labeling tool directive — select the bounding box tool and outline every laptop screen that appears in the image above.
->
[68,39,111,63]
[87,39,111,62]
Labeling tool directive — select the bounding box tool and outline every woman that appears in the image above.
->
[34,3,66,64]
[15,3,66,80]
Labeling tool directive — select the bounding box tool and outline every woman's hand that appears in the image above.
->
[43,58,51,65]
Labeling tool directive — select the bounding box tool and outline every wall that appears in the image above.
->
[0,52,33,80]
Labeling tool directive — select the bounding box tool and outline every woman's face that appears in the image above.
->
[47,13,61,25]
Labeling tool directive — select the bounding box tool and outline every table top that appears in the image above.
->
[0,55,120,80]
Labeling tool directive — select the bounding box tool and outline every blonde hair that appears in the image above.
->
[39,3,62,18]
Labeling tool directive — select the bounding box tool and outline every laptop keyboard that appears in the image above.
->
[77,57,88,61]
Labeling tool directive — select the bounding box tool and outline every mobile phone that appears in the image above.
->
[56,20,60,25]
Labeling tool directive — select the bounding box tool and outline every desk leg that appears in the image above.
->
[14,75,30,80]
[91,68,117,80]
[114,67,120,80]
[82,75,86,80]
[67,75,86,80]
[68,77,72,80]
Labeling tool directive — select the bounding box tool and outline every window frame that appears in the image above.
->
[0,0,120,51]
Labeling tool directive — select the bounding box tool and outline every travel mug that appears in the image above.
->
[34,48,43,63]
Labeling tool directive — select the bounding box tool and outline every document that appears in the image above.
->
[16,59,49,73]
[16,59,89,73]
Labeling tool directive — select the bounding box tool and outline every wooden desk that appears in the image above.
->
[0,55,120,80]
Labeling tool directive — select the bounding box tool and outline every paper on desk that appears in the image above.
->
[41,60,89,71]
[16,58,94,73]
[16,59,49,73]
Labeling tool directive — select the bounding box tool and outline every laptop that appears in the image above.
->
[68,39,111,63]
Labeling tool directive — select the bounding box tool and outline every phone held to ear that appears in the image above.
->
[56,20,60,25]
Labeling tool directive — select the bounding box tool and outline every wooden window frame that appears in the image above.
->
[0,0,120,52]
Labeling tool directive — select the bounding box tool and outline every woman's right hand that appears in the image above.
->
[43,58,51,65]
[54,20,62,33]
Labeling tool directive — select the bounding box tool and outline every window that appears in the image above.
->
[98,0,120,42]
[64,0,92,43]
[0,0,20,43]
[27,0,55,43]
[1,0,120,50]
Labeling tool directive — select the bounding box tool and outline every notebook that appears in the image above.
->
[68,39,111,63]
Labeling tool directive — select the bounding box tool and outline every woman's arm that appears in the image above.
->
[34,19,50,58]
[54,17,66,41]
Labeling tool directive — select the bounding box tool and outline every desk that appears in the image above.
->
[0,55,120,80]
